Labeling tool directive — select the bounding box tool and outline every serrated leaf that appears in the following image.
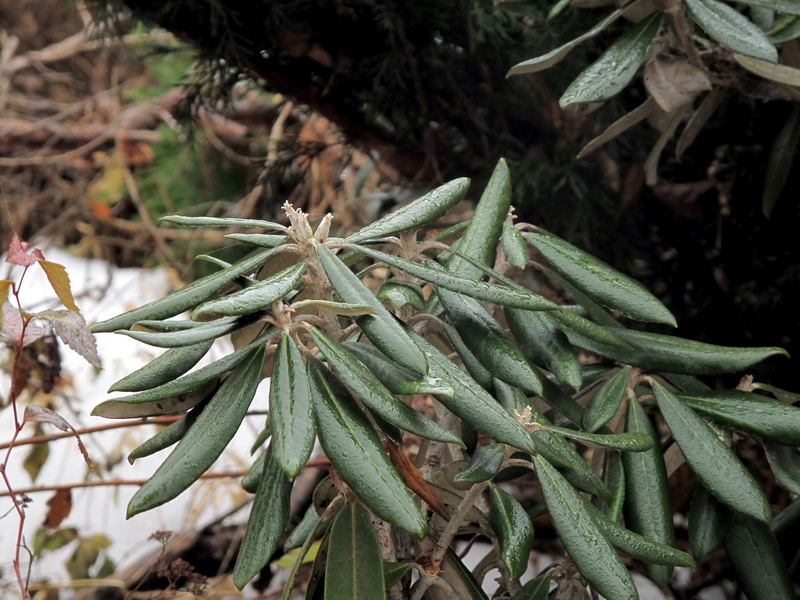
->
[160,215,287,230]
[760,103,800,218]
[584,367,631,432]
[308,361,427,538]
[108,340,213,392]
[233,448,292,589]
[36,309,100,368]
[723,515,795,600]
[127,347,266,517]
[621,397,676,586]
[37,260,79,312]
[677,390,800,445]
[324,502,385,600]
[560,13,663,107]
[652,381,772,523]
[270,335,315,479]
[193,262,306,317]
[310,327,462,446]
[317,244,427,375]
[345,178,469,243]
[688,485,730,559]
[489,486,535,578]
[684,0,778,62]
[506,0,646,76]
[534,455,638,600]
[526,231,676,326]
[91,247,278,332]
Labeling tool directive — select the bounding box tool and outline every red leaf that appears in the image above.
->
[36,309,100,368]
[1,301,47,347]
[43,489,72,530]
[37,261,79,312]
[6,233,41,267]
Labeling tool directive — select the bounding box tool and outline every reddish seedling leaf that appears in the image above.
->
[37,310,100,368]
[43,489,72,530]
[23,405,94,470]
[37,261,79,312]
[6,232,43,267]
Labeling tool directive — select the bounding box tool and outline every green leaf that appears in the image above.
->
[688,485,730,559]
[770,16,800,43]
[652,381,772,523]
[128,406,202,462]
[538,424,654,452]
[127,347,266,517]
[506,307,583,391]
[584,367,631,432]
[439,548,490,600]
[684,0,779,62]
[23,441,49,483]
[161,215,287,230]
[91,247,279,332]
[309,327,462,446]
[442,321,496,391]
[534,455,637,600]
[438,288,547,395]
[193,263,306,317]
[448,158,511,280]
[501,222,529,270]
[225,233,288,247]
[119,314,261,348]
[489,486,535,579]
[108,340,213,393]
[324,502,385,600]
[92,378,218,419]
[677,390,800,445]
[284,504,322,551]
[376,280,424,310]
[723,515,795,600]
[526,231,676,326]
[350,244,559,312]
[382,561,411,590]
[762,440,800,495]
[506,0,648,76]
[563,326,788,375]
[317,244,428,375]
[621,397,676,586]
[345,178,470,243]
[510,574,551,600]
[343,342,454,396]
[453,444,506,484]
[760,103,800,218]
[408,330,538,454]
[308,361,427,538]
[737,0,800,15]
[270,335,315,479]
[233,448,292,589]
[241,449,268,494]
[560,13,664,107]
[598,451,625,523]
[292,299,377,316]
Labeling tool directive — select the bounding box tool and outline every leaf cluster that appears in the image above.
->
[92,160,797,599]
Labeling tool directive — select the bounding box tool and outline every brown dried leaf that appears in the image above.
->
[43,489,72,530]
[5,232,43,267]
[23,405,94,471]
[385,440,449,519]
[644,56,711,113]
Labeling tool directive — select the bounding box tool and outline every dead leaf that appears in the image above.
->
[5,232,43,267]
[43,489,72,530]
[37,261,79,312]
[1,301,47,347]
[385,439,448,519]
[23,405,94,471]
[36,309,100,368]
[644,56,711,113]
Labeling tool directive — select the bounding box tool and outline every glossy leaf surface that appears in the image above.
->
[684,0,778,62]
[688,485,729,559]
[453,444,505,484]
[108,340,213,393]
[489,486,534,578]
[584,367,631,432]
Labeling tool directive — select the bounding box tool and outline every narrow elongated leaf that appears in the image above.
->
[736,0,800,15]
[539,424,653,452]
[723,515,795,600]
[309,327,462,446]
[317,244,427,375]
[511,574,551,600]
[563,326,788,375]
[128,406,203,462]
[448,159,510,280]
[598,450,625,522]
[560,13,664,107]
[309,362,427,538]
[161,215,287,230]
[621,397,676,587]
[438,548,490,600]
[688,485,730,559]
[526,231,675,326]
[343,342,454,396]
[324,502,385,600]
[653,382,772,523]
[678,390,800,445]
[684,0,778,62]
[225,233,288,247]
[439,288,546,395]
[453,444,506,484]
[127,347,266,517]
[442,321,496,391]
[489,486,534,578]
[345,178,470,243]
[506,307,583,391]
[762,440,800,495]
[119,314,260,348]
[761,103,800,218]
[285,503,322,551]
[91,247,278,332]
[241,448,268,493]
[408,331,537,454]
[584,367,631,432]
[376,281,424,310]
[233,448,292,589]
[502,222,529,269]
[578,97,658,159]
[92,379,218,419]
[291,299,377,316]
[534,455,638,600]
[270,335,315,479]
[506,0,646,76]
[382,561,411,590]
[193,263,306,317]
[108,340,213,393]
[770,16,800,43]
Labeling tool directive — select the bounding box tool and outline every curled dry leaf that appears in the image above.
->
[23,405,94,470]
[644,56,712,113]
[44,489,72,530]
